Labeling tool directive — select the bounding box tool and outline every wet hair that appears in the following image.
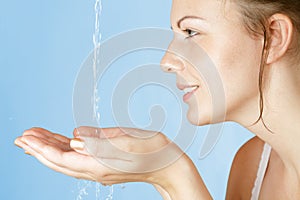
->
[230,0,300,131]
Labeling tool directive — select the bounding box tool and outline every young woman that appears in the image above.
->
[15,0,300,199]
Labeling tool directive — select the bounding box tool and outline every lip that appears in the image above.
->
[177,84,200,102]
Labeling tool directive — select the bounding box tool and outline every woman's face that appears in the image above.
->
[161,0,263,126]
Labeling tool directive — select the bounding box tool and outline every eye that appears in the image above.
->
[183,29,199,38]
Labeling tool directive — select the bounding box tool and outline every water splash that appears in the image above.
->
[76,181,91,200]
[95,182,101,200]
[120,184,126,189]
[105,185,114,200]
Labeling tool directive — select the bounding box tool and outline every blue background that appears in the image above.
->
[1,0,253,199]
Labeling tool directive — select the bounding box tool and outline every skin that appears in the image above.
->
[15,0,300,199]
[163,0,263,126]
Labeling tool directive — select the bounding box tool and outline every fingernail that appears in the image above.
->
[70,138,84,150]
[73,128,80,137]
[14,139,22,148]
[25,151,32,155]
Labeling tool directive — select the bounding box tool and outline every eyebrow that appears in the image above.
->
[177,15,206,28]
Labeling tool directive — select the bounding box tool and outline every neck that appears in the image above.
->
[242,60,300,180]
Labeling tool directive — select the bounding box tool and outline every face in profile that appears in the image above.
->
[161,0,263,126]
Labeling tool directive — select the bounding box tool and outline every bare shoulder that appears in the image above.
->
[226,136,265,200]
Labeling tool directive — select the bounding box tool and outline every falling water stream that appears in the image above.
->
[76,0,114,199]
[92,0,101,125]
[93,0,115,199]
[93,0,114,199]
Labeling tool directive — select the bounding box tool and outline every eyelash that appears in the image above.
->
[183,29,199,38]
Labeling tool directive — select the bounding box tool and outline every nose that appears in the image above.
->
[160,49,185,73]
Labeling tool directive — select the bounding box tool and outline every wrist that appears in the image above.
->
[150,154,212,200]
[153,184,172,200]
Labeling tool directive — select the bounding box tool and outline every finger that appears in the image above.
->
[15,137,31,153]
[23,128,72,152]
[17,135,120,183]
[28,127,71,144]
[39,135,72,152]
[19,140,95,181]
[14,137,24,148]
[21,135,102,173]
[24,133,72,152]
[24,127,70,144]
[47,138,73,152]
[74,127,126,139]
[15,138,32,155]
[51,133,71,144]
[73,127,101,138]
[23,128,49,140]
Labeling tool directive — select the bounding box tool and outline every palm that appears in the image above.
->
[15,128,110,183]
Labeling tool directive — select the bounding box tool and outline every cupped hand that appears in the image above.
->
[15,127,211,200]
[14,127,181,185]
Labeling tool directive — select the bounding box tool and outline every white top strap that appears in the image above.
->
[251,143,272,200]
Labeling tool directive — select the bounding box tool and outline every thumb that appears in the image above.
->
[73,126,101,138]
[73,127,126,139]
[70,138,90,155]
[70,136,128,160]
[70,137,104,157]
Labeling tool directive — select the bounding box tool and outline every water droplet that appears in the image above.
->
[120,184,126,189]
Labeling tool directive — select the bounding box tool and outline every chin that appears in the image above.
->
[187,108,211,126]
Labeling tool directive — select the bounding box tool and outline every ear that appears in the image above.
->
[266,14,294,64]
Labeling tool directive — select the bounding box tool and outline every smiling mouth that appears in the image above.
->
[182,85,199,102]
[183,86,199,94]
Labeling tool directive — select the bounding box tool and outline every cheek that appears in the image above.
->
[184,32,263,124]
[210,36,262,117]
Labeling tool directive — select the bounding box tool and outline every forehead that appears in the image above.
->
[171,0,229,21]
